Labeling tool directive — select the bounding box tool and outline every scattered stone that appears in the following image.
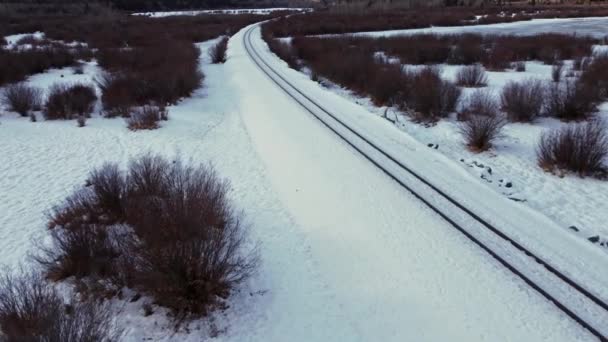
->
[487,167,492,175]
[568,225,579,232]
[508,197,526,202]
[588,236,600,243]
[130,293,142,302]
[434,144,438,149]
[460,159,465,162]
[142,303,154,317]
[505,182,512,188]
[427,143,433,148]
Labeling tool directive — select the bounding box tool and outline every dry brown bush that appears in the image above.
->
[545,80,598,122]
[0,269,118,341]
[38,155,257,320]
[501,79,545,122]
[44,83,96,120]
[459,91,504,152]
[209,36,229,64]
[455,64,488,87]
[1,83,42,117]
[538,120,608,177]
[126,106,167,131]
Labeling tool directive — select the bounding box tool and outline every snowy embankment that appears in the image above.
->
[132,7,311,17]
[297,19,608,252]
[0,27,598,341]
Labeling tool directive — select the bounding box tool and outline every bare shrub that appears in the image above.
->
[41,163,127,280]
[96,73,133,117]
[513,61,526,72]
[120,156,258,317]
[86,163,127,222]
[0,270,62,338]
[407,66,461,122]
[580,53,608,100]
[367,62,410,106]
[455,64,488,87]
[449,35,485,65]
[266,38,300,70]
[572,56,583,71]
[97,43,203,109]
[0,47,78,87]
[36,222,120,281]
[70,84,97,116]
[552,61,563,83]
[44,83,97,120]
[39,155,257,319]
[209,36,229,64]
[126,106,167,131]
[0,270,118,341]
[501,79,545,122]
[77,115,86,127]
[73,63,85,75]
[1,83,42,117]
[537,120,608,177]
[459,92,505,152]
[545,80,598,121]
[459,89,498,120]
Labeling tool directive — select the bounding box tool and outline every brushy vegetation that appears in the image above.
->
[209,36,229,64]
[501,79,545,122]
[264,31,604,128]
[126,105,168,131]
[1,14,271,50]
[0,47,81,87]
[552,61,564,83]
[455,64,487,87]
[1,13,273,114]
[1,83,42,117]
[459,89,498,120]
[38,155,258,321]
[270,33,598,73]
[263,7,608,37]
[265,37,300,70]
[44,83,97,120]
[537,120,608,177]
[407,67,461,122]
[97,42,203,113]
[459,90,504,152]
[580,53,608,101]
[267,35,461,122]
[513,61,526,72]
[0,269,118,341]
[545,80,598,122]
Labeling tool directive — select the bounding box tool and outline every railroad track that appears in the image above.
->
[243,24,608,340]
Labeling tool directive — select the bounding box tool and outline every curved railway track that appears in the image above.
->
[243,24,608,341]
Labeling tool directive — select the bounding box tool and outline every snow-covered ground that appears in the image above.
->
[2,32,89,52]
[3,31,45,48]
[338,17,608,38]
[0,25,602,340]
[132,8,311,17]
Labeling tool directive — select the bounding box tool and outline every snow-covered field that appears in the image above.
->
[0,20,606,341]
[132,7,311,17]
